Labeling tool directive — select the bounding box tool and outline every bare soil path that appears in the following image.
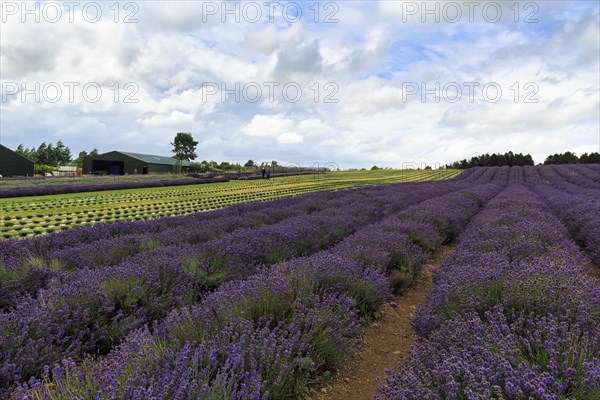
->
[584,258,600,280]
[309,245,455,400]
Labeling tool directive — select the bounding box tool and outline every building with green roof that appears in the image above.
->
[83,150,191,175]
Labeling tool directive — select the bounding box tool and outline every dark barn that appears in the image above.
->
[0,144,35,177]
[83,151,191,175]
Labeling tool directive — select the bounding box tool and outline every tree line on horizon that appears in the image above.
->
[446,152,535,169]
[543,151,600,165]
[13,138,599,173]
[446,151,600,169]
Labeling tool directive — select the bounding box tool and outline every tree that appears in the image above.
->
[30,141,72,167]
[544,151,579,165]
[74,148,99,168]
[447,151,535,169]
[16,144,37,161]
[16,142,73,166]
[36,142,50,165]
[54,140,72,166]
[75,151,88,168]
[244,159,255,168]
[171,132,198,161]
[171,132,198,173]
[562,151,578,164]
[543,151,600,165]
[580,152,600,164]
[218,161,232,170]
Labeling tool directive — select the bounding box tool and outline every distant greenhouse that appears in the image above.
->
[83,151,191,175]
[0,144,34,177]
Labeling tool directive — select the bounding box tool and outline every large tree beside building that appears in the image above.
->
[171,132,198,161]
[171,132,198,173]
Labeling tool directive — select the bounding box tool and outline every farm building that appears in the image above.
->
[0,144,35,177]
[83,150,191,175]
[54,166,82,176]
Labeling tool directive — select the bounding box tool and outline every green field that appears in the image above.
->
[0,169,459,238]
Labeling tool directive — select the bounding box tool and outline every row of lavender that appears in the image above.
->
[1,170,503,396]
[535,164,600,197]
[455,163,599,191]
[378,183,600,399]
[15,176,507,398]
[460,163,599,263]
[525,165,600,265]
[0,177,229,198]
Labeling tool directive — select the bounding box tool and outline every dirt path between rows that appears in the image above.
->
[309,245,455,400]
[584,258,600,280]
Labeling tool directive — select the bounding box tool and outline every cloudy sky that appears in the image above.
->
[1,0,598,168]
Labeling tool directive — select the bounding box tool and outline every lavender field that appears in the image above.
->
[1,170,454,239]
[1,164,599,399]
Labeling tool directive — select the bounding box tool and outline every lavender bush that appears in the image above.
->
[379,184,600,399]
[525,165,600,264]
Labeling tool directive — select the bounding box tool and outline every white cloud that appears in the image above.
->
[136,110,195,127]
[277,132,303,144]
[297,118,335,137]
[342,84,406,114]
[241,114,294,137]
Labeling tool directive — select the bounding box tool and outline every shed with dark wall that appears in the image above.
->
[83,150,191,175]
[0,144,35,177]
